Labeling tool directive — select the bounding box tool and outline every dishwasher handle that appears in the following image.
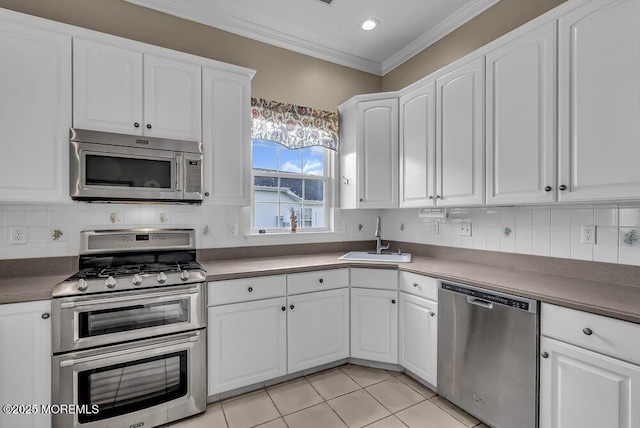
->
[466,297,493,309]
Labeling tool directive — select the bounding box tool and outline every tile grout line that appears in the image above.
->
[303,373,352,428]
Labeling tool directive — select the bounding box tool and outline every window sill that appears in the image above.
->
[244,230,347,244]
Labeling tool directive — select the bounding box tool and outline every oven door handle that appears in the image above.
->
[58,331,200,367]
[59,286,199,309]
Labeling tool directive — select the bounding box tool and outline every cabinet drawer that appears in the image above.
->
[350,268,397,290]
[399,271,438,301]
[208,274,286,306]
[541,303,640,366]
[287,268,349,295]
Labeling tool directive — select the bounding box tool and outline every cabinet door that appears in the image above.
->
[399,293,437,387]
[558,0,640,202]
[208,297,287,395]
[73,39,143,135]
[351,288,398,364]
[357,99,398,208]
[0,22,71,203]
[486,22,556,205]
[0,301,51,428]
[540,336,640,428]
[144,54,201,140]
[400,81,436,207]
[202,68,251,205]
[287,288,349,373]
[436,57,485,206]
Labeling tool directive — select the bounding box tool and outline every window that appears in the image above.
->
[252,140,329,231]
[250,97,338,233]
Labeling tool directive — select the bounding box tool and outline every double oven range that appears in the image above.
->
[51,229,207,428]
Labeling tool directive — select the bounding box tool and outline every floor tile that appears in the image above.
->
[222,390,280,428]
[364,415,408,428]
[365,377,426,413]
[340,365,393,387]
[284,402,347,428]
[307,368,360,400]
[255,418,287,428]
[396,374,437,399]
[386,369,403,377]
[396,401,467,428]
[267,378,323,415]
[430,396,480,427]
[170,403,227,428]
[328,389,391,428]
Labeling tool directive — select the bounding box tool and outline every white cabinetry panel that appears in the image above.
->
[0,21,71,202]
[436,57,485,206]
[558,0,640,201]
[486,22,556,205]
[399,293,437,387]
[0,300,51,428]
[351,288,398,364]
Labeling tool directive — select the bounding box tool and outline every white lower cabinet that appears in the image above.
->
[399,292,438,387]
[287,288,350,373]
[0,300,51,428]
[351,288,398,364]
[540,303,640,428]
[208,297,287,395]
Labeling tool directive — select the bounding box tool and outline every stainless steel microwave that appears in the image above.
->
[70,128,203,203]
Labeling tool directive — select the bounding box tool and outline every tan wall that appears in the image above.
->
[0,0,381,112]
[382,0,568,91]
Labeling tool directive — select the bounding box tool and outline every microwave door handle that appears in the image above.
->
[176,154,183,192]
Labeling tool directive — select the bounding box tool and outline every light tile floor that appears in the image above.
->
[168,365,492,428]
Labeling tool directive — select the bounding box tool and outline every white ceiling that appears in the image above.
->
[124,0,501,75]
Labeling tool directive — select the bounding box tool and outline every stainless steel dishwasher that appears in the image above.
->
[438,281,538,428]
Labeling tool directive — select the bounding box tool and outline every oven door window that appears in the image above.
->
[78,300,189,338]
[85,154,173,189]
[77,351,187,423]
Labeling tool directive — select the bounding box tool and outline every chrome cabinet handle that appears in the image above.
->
[281,306,286,311]
[248,286,253,293]
[544,186,552,192]
[146,123,152,129]
[41,313,50,319]
[413,283,419,288]
[342,176,349,185]
[583,328,593,336]
[391,299,396,304]
[428,196,433,200]
[290,305,294,310]
[429,311,435,317]
[318,278,324,284]
[559,184,567,191]
[541,351,549,359]
[134,122,140,128]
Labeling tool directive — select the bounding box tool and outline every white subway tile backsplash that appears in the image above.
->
[26,210,48,227]
[594,245,618,263]
[619,208,640,227]
[501,239,516,253]
[4,210,26,227]
[551,208,571,226]
[486,238,501,251]
[619,247,640,266]
[571,243,593,261]
[516,240,532,255]
[571,207,594,225]
[516,208,532,226]
[594,208,618,227]
[532,208,551,225]
[596,227,619,246]
[487,224,502,240]
[551,242,571,259]
[551,226,571,243]
[487,209,501,225]
[501,208,516,224]
[532,239,551,257]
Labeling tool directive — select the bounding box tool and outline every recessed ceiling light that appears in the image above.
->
[360,18,378,31]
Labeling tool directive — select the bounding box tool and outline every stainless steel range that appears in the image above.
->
[51,229,207,428]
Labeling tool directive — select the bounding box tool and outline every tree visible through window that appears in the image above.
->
[252,139,328,231]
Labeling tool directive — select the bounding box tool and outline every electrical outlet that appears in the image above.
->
[459,222,472,237]
[228,223,238,238]
[581,225,596,244]
[431,221,440,235]
[10,226,27,245]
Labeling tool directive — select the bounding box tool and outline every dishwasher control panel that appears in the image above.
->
[441,282,534,312]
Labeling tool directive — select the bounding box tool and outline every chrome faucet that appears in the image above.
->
[375,216,390,254]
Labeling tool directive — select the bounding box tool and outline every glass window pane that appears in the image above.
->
[280,178,303,201]
[252,140,279,171]
[282,204,302,228]
[254,203,279,228]
[278,147,302,174]
[301,147,325,176]
[254,176,279,203]
[304,180,324,202]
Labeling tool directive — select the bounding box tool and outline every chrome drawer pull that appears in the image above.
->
[583,327,593,336]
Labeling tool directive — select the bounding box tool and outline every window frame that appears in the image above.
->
[250,141,333,233]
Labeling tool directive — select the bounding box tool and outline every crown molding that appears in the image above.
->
[124,0,500,76]
[381,0,501,75]
[124,0,383,75]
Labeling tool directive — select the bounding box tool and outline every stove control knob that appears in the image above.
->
[105,276,117,289]
[157,272,167,284]
[132,274,142,286]
[180,270,190,281]
[76,279,88,292]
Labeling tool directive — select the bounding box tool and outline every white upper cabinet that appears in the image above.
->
[73,39,142,135]
[143,54,201,140]
[486,22,557,205]
[0,21,71,203]
[436,57,485,207]
[558,0,640,202]
[339,95,398,209]
[399,81,436,207]
[73,39,201,141]
[202,67,252,205]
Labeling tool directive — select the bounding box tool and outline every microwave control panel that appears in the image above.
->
[185,159,202,193]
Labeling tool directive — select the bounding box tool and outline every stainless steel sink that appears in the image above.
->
[338,251,412,263]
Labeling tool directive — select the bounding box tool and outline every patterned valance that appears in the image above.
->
[251,97,339,151]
